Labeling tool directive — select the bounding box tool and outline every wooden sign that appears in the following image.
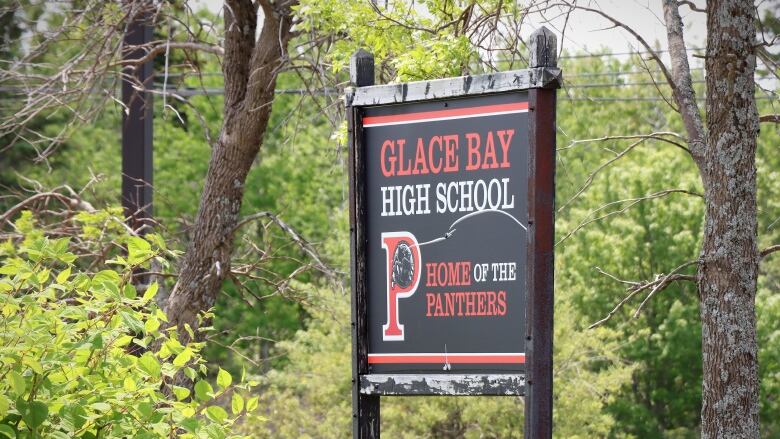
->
[363,92,529,373]
[347,27,560,439]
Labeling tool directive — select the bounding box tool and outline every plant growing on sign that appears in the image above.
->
[347,27,560,439]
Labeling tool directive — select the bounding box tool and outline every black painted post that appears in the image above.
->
[525,26,557,439]
[122,0,153,232]
[348,49,379,439]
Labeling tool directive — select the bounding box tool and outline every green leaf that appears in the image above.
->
[90,402,111,413]
[194,380,213,402]
[246,396,259,413]
[23,358,43,375]
[205,405,228,423]
[91,333,103,349]
[0,264,18,275]
[216,368,232,389]
[61,404,86,430]
[0,395,9,418]
[180,417,199,433]
[114,335,133,347]
[172,386,190,401]
[136,401,153,420]
[9,371,25,397]
[92,269,120,285]
[183,323,195,341]
[19,400,47,430]
[55,267,71,284]
[137,353,161,379]
[50,237,69,257]
[123,283,137,299]
[123,376,137,392]
[172,347,193,367]
[141,282,159,303]
[127,237,153,265]
[120,311,144,333]
[231,393,244,415]
[0,424,15,438]
[144,317,160,333]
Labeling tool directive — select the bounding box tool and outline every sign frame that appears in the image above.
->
[347,27,560,439]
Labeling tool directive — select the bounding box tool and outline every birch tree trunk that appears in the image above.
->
[699,1,760,436]
[164,0,297,342]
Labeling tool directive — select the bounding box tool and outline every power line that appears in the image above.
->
[561,96,778,102]
[0,72,775,99]
[559,48,705,59]
[565,68,705,78]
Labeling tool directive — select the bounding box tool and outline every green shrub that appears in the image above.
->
[0,213,254,438]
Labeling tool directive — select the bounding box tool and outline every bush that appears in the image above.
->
[0,213,254,438]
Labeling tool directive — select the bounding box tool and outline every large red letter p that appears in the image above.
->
[381,232,421,341]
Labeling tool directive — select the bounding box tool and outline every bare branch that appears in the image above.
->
[558,1,676,96]
[632,260,699,318]
[557,133,694,214]
[677,0,705,13]
[557,189,703,246]
[116,42,223,67]
[558,138,644,213]
[232,210,343,288]
[759,114,780,124]
[661,0,706,162]
[0,191,95,227]
[760,245,780,259]
[589,259,699,329]
[557,132,690,154]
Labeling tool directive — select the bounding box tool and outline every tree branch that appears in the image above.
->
[559,1,676,98]
[557,134,694,214]
[223,0,258,110]
[557,189,703,246]
[589,259,699,329]
[760,244,780,259]
[632,260,698,318]
[117,42,223,67]
[759,114,780,124]
[662,0,706,162]
[243,0,298,111]
[557,132,690,155]
[677,0,705,13]
[0,190,95,227]
[232,210,342,287]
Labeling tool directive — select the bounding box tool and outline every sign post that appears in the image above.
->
[347,27,559,439]
[121,0,154,232]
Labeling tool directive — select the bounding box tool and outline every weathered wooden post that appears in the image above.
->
[524,26,557,439]
[121,0,154,232]
[348,48,379,439]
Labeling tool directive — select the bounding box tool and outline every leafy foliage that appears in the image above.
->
[0,212,252,438]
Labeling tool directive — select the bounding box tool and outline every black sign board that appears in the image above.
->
[363,92,529,374]
[347,26,559,439]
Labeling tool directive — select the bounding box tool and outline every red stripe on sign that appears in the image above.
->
[362,102,528,126]
[367,354,526,364]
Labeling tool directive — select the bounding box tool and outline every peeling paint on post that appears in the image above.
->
[349,48,379,439]
[360,374,525,396]
[347,27,559,439]
[525,25,557,439]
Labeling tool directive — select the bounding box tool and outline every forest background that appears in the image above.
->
[0,1,778,438]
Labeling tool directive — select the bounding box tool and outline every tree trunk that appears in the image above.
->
[164,0,296,343]
[699,1,760,437]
